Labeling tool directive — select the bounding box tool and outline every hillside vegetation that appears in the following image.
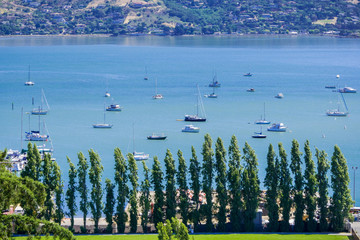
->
[0,0,359,36]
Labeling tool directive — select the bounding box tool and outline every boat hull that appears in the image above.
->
[267,128,286,132]
[184,116,206,122]
[31,110,48,115]
[252,135,266,138]
[255,121,271,125]
[93,124,113,128]
[182,129,200,133]
[147,136,167,140]
[106,108,122,111]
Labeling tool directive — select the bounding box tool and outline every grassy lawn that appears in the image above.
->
[15,234,352,240]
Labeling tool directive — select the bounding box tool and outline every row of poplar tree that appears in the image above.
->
[21,134,353,234]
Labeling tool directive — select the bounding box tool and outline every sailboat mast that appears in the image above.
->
[340,92,349,112]
[21,107,23,150]
[155,78,157,95]
[28,65,30,82]
[263,103,266,120]
[132,123,135,153]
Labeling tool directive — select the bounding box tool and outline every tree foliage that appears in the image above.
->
[303,140,317,232]
[77,151,89,233]
[189,146,201,232]
[66,156,77,232]
[114,148,128,233]
[140,160,151,233]
[290,139,304,232]
[88,149,104,233]
[227,135,242,232]
[215,137,227,232]
[278,143,292,232]
[104,178,115,233]
[242,142,260,232]
[152,156,164,228]
[202,134,215,232]
[128,153,139,233]
[264,144,279,232]
[165,149,177,220]
[316,148,330,232]
[330,145,353,232]
[177,150,189,225]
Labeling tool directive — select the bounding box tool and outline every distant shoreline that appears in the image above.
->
[0,33,354,39]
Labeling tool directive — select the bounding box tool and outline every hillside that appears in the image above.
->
[0,0,359,36]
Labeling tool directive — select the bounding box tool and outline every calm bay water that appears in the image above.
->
[0,35,359,205]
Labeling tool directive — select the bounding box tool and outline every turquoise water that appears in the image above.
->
[0,36,359,205]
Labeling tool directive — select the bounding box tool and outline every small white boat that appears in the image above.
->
[32,89,50,115]
[255,103,271,125]
[247,88,255,92]
[267,123,287,132]
[106,104,122,111]
[133,152,149,161]
[252,127,266,138]
[339,87,356,93]
[105,91,111,97]
[93,123,113,128]
[326,110,348,117]
[24,65,34,86]
[25,131,49,141]
[153,94,163,99]
[25,81,34,86]
[185,85,206,122]
[182,125,200,133]
[147,133,167,140]
[275,93,284,99]
[204,93,217,98]
[327,92,349,117]
[153,79,163,99]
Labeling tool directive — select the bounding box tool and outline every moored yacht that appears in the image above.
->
[106,104,122,111]
[339,87,356,93]
[25,131,49,141]
[182,125,200,133]
[147,133,167,140]
[133,151,149,161]
[267,123,287,132]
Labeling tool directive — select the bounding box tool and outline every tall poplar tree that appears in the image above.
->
[66,157,77,232]
[77,152,89,233]
[104,178,115,233]
[215,137,227,232]
[88,149,103,233]
[227,135,242,232]
[189,146,201,232]
[21,143,36,180]
[278,143,292,232]
[202,134,214,232]
[303,140,317,232]
[128,153,138,233]
[290,139,304,232]
[114,148,128,233]
[164,149,176,220]
[264,144,279,232]
[316,148,329,232]
[177,150,188,225]
[330,145,353,232]
[242,142,260,232]
[42,153,55,221]
[140,161,151,233]
[54,162,64,225]
[152,156,164,227]
[33,144,42,181]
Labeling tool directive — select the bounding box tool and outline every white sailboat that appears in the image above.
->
[32,89,50,115]
[185,85,207,122]
[326,92,349,117]
[93,106,113,128]
[24,65,35,86]
[144,66,148,80]
[255,103,270,124]
[132,123,149,160]
[152,78,163,99]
